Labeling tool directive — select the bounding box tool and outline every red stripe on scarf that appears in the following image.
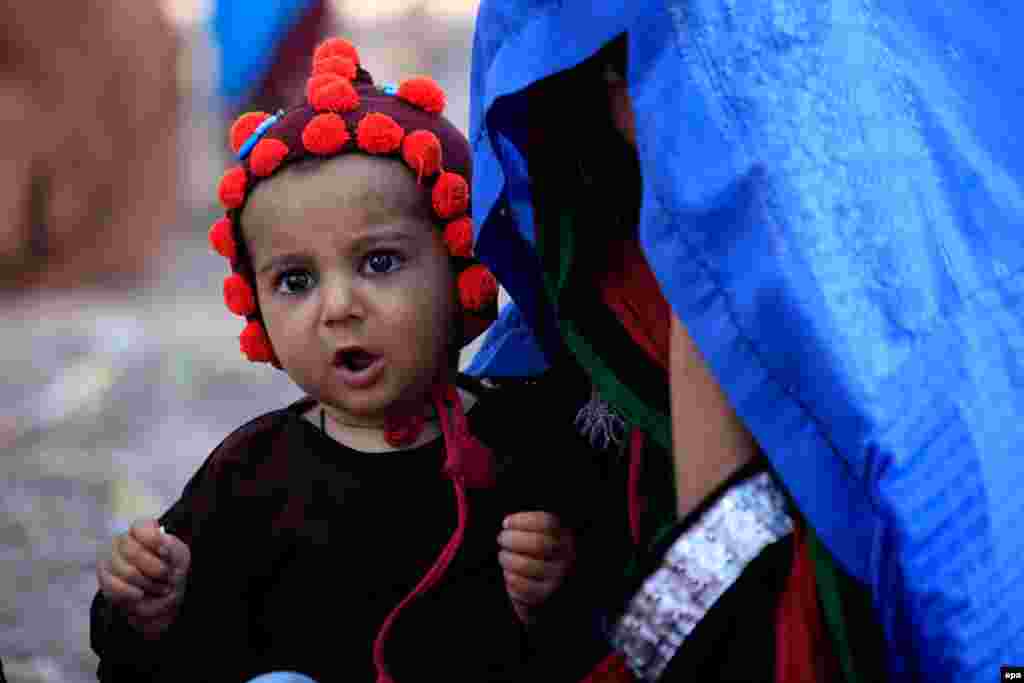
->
[598,238,671,371]
[579,652,636,683]
[775,519,841,682]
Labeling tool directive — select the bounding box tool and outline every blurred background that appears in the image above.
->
[1,1,480,680]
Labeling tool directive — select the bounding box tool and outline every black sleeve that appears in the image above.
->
[480,365,627,532]
[476,368,634,681]
[90,592,184,682]
[520,435,632,683]
[656,537,792,682]
[90,457,215,682]
[90,415,281,683]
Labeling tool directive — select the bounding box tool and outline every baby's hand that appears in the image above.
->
[498,511,576,624]
[96,519,191,639]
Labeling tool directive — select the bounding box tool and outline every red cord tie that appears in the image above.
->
[371,382,494,683]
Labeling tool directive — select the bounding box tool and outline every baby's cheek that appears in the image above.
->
[409,310,450,361]
[403,306,453,372]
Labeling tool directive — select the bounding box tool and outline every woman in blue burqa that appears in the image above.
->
[466,2,1024,681]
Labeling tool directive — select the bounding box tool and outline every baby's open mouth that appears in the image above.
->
[335,348,378,372]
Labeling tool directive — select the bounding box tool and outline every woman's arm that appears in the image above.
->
[669,313,760,520]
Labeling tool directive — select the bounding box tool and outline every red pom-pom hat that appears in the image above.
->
[215,37,491,370]
[218,166,247,209]
[249,138,289,177]
[432,172,469,220]
[307,74,360,113]
[313,56,357,81]
[208,217,236,262]
[239,321,276,364]
[313,37,360,67]
[443,217,473,258]
[402,130,442,179]
[302,113,350,155]
[356,113,404,154]
[458,264,498,312]
[223,273,256,316]
[230,112,270,155]
[398,77,446,114]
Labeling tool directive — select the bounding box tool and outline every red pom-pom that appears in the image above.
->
[249,138,289,177]
[302,113,350,155]
[229,111,270,155]
[306,74,336,101]
[402,130,442,179]
[307,74,360,113]
[313,38,360,68]
[432,172,469,219]
[223,273,257,316]
[443,217,473,258]
[458,265,498,312]
[208,217,236,261]
[397,77,446,114]
[218,166,247,209]
[313,56,357,81]
[356,113,404,154]
[239,320,276,363]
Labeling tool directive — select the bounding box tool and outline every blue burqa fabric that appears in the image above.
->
[468,1,1024,679]
[213,0,318,102]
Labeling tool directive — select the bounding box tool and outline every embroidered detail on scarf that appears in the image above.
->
[610,471,793,681]
[575,387,628,450]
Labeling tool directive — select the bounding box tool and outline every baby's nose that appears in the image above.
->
[320,277,365,323]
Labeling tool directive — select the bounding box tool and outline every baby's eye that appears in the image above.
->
[275,270,315,295]
[362,250,405,275]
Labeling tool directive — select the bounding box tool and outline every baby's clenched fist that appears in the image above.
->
[96,519,190,639]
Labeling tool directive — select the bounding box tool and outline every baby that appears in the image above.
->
[91,39,580,683]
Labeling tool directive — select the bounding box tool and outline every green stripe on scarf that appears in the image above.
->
[536,207,677,542]
[540,210,672,451]
[809,527,860,683]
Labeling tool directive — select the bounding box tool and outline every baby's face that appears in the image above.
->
[242,155,456,428]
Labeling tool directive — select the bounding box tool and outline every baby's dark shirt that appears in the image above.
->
[90,375,620,683]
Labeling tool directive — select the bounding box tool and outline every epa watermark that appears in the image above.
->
[1003,666,1024,681]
